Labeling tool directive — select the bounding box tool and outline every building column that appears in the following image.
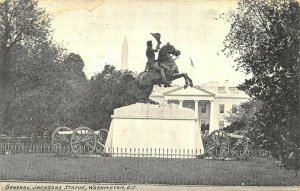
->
[179,100,183,108]
[209,100,215,134]
[164,99,168,105]
[194,100,199,119]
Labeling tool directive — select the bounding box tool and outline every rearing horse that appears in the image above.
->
[158,43,193,88]
[135,43,193,104]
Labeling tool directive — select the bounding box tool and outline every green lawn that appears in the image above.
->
[0,154,299,186]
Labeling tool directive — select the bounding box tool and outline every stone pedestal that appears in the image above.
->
[105,103,204,158]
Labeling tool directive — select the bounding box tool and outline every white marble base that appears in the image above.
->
[105,103,204,158]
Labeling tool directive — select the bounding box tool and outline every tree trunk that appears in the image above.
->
[0,44,14,135]
[0,46,10,88]
[0,95,15,134]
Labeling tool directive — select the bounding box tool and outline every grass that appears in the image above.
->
[0,153,299,186]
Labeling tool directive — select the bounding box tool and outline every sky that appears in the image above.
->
[38,0,249,86]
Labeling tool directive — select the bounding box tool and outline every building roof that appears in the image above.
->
[151,81,250,99]
[163,85,215,97]
[151,85,180,97]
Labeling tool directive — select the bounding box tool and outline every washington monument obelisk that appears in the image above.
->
[121,36,128,70]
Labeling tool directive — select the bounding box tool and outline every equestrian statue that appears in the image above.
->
[120,33,193,104]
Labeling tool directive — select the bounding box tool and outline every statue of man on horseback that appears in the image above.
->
[134,33,193,104]
[144,33,171,87]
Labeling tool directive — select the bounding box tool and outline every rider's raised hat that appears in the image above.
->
[151,33,161,43]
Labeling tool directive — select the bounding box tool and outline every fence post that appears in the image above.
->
[14,143,17,154]
[18,142,21,154]
[13,143,15,154]
[166,148,168,158]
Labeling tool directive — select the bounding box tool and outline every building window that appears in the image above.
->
[168,100,179,105]
[183,100,195,110]
[232,104,238,113]
[229,87,239,94]
[219,121,224,129]
[201,103,207,113]
[218,87,226,93]
[219,104,225,113]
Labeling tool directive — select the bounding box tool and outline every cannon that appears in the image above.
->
[51,126,108,157]
[205,130,251,160]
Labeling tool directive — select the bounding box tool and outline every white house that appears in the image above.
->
[150,81,250,133]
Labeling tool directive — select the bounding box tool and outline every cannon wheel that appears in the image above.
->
[207,130,230,160]
[96,129,109,153]
[51,127,72,152]
[71,126,97,157]
[232,131,251,160]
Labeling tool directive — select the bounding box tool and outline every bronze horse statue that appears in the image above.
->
[134,42,193,104]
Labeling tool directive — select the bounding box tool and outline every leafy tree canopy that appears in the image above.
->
[225,100,262,134]
[82,65,139,130]
[0,0,88,139]
[223,0,299,174]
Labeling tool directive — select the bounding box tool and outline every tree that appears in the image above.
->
[1,50,89,139]
[0,0,89,139]
[81,65,140,130]
[52,53,88,130]
[224,100,262,134]
[0,0,53,133]
[0,0,51,86]
[223,0,299,174]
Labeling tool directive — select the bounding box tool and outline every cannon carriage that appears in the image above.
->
[205,130,251,160]
[51,126,108,157]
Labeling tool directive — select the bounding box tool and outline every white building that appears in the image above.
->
[150,81,250,133]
